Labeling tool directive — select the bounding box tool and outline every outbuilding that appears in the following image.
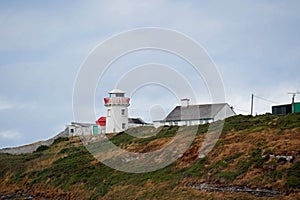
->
[272,102,300,115]
[66,122,100,136]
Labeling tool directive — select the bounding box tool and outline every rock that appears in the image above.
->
[187,182,282,197]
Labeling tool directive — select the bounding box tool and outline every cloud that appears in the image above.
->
[0,97,38,111]
[0,130,22,140]
[0,130,25,148]
[0,99,15,110]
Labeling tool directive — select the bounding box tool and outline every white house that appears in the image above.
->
[153,102,235,127]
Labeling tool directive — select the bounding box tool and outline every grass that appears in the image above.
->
[215,171,237,182]
[109,126,179,147]
[24,142,184,196]
[222,113,300,134]
[0,113,300,198]
[285,161,300,189]
[224,152,243,163]
[183,157,208,177]
[53,137,69,144]
[35,145,49,152]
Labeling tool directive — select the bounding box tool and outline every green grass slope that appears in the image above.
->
[0,113,300,199]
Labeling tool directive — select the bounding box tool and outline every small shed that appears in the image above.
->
[294,102,300,113]
[272,102,300,115]
[66,122,100,136]
[272,104,292,115]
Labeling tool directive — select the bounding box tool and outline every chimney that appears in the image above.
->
[181,98,190,107]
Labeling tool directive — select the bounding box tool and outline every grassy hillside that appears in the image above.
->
[1,113,300,199]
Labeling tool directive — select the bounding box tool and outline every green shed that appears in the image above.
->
[294,102,300,113]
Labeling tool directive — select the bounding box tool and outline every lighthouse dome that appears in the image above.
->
[109,88,125,94]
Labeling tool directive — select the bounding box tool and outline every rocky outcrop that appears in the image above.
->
[187,183,282,197]
[0,129,70,155]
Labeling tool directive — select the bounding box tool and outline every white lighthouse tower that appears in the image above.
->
[104,88,130,133]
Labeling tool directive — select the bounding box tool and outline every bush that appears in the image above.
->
[236,159,251,175]
[249,148,267,168]
[285,161,300,189]
[286,176,300,189]
[53,137,69,144]
[183,157,208,177]
[35,145,49,152]
[224,153,243,163]
[215,171,237,182]
[266,170,283,182]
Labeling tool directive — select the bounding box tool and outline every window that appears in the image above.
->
[107,109,111,117]
[116,93,124,97]
[121,109,125,116]
[70,128,74,133]
[122,123,126,129]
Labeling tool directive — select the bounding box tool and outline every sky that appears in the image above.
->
[0,0,300,148]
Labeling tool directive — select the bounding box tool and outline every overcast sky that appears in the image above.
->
[1,0,300,148]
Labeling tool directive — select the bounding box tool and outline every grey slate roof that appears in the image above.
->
[70,122,96,127]
[164,103,229,121]
[128,117,147,124]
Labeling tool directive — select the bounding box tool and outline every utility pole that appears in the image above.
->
[288,91,300,113]
[251,93,254,116]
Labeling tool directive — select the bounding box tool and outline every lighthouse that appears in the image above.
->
[104,88,130,133]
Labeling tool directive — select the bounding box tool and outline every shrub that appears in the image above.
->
[35,145,49,152]
[224,153,243,163]
[285,176,300,189]
[285,161,300,189]
[236,159,251,175]
[215,171,237,182]
[249,148,266,168]
[183,157,207,177]
[53,137,69,144]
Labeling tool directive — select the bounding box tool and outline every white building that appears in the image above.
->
[104,88,130,133]
[153,103,235,127]
[66,122,100,136]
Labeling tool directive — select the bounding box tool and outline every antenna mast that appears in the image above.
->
[251,94,254,116]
